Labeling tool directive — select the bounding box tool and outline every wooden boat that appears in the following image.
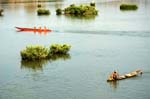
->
[107,70,142,82]
[15,27,52,32]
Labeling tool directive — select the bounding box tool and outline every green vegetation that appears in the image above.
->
[0,9,4,16]
[120,4,138,10]
[37,9,50,15]
[37,4,42,8]
[49,44,71,55]
[20,44,71,61]
[90,2,95,7]
[21,45,49,61]
[56,2,98,17]
[56,8,62,15]
[64,4,98,16]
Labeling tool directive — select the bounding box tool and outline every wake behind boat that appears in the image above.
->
[107,69,143,82]
[15,27,52,32]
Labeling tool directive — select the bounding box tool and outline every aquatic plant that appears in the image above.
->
[0,9,4,16]
[37,9,50,15]
[120,4,138,10]
[49,44,71,55]
[65,14,96,20]
[21,45,49,61]
[90,1,95,7]
[64,4,98,16]
[37,4,42,8]
[20,44,71,61]
[56,8,62,15]
[56,3,98,17]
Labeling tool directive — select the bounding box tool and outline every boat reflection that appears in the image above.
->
[17,30,52,35]
[21,54,71,71]
[107,81,119,90]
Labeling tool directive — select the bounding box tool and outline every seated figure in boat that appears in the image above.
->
[112,71,119,80]
[108,71,119,80]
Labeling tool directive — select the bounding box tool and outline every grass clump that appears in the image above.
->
[90,1,95,7]
[64,4,98,16]
[55,2,98,17]
[49,44,71,55]
[37,4,42,8]
[37,9,50,15]
[56,8,62,15]
[21,45,49,61]
[120,4,138,10]
[20,44,71,61]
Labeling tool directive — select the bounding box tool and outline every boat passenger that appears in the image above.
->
[39,27,41,30]
[44,26,46,30]
[112,71,119,80]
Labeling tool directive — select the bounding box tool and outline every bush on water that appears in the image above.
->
[21,45,49,61]
[56,8,62,15]
[56,2,98,17]
[20,44,71,61]
[64,4,98,16]
[37,4,42,8]
[37,9,50,15]
[90,1,96,7]
[49,44,71,55]
[120,4,138,10]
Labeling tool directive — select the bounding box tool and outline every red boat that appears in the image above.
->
[15,27,52,32]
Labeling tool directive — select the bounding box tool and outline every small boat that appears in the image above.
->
[107,69,142,82]
[15,27,52,32]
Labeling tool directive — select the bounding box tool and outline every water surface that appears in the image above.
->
[0,0,150,99]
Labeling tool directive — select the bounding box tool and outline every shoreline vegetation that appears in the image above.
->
[120,4,138,10]
[56,2,98,17]
[20,44,71,61]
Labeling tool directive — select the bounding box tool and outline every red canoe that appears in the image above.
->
[15,27,52,32]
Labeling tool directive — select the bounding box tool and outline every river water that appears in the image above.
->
[0,0,150,99]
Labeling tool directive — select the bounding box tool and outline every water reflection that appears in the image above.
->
[21,59,48,71]
[49,54,71,62]
[21,54,71,71]
[107,81,119,90]
[17,30,52,35]
[65,14,96,20]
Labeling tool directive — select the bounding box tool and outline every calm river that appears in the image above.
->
[0,0,150,99]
